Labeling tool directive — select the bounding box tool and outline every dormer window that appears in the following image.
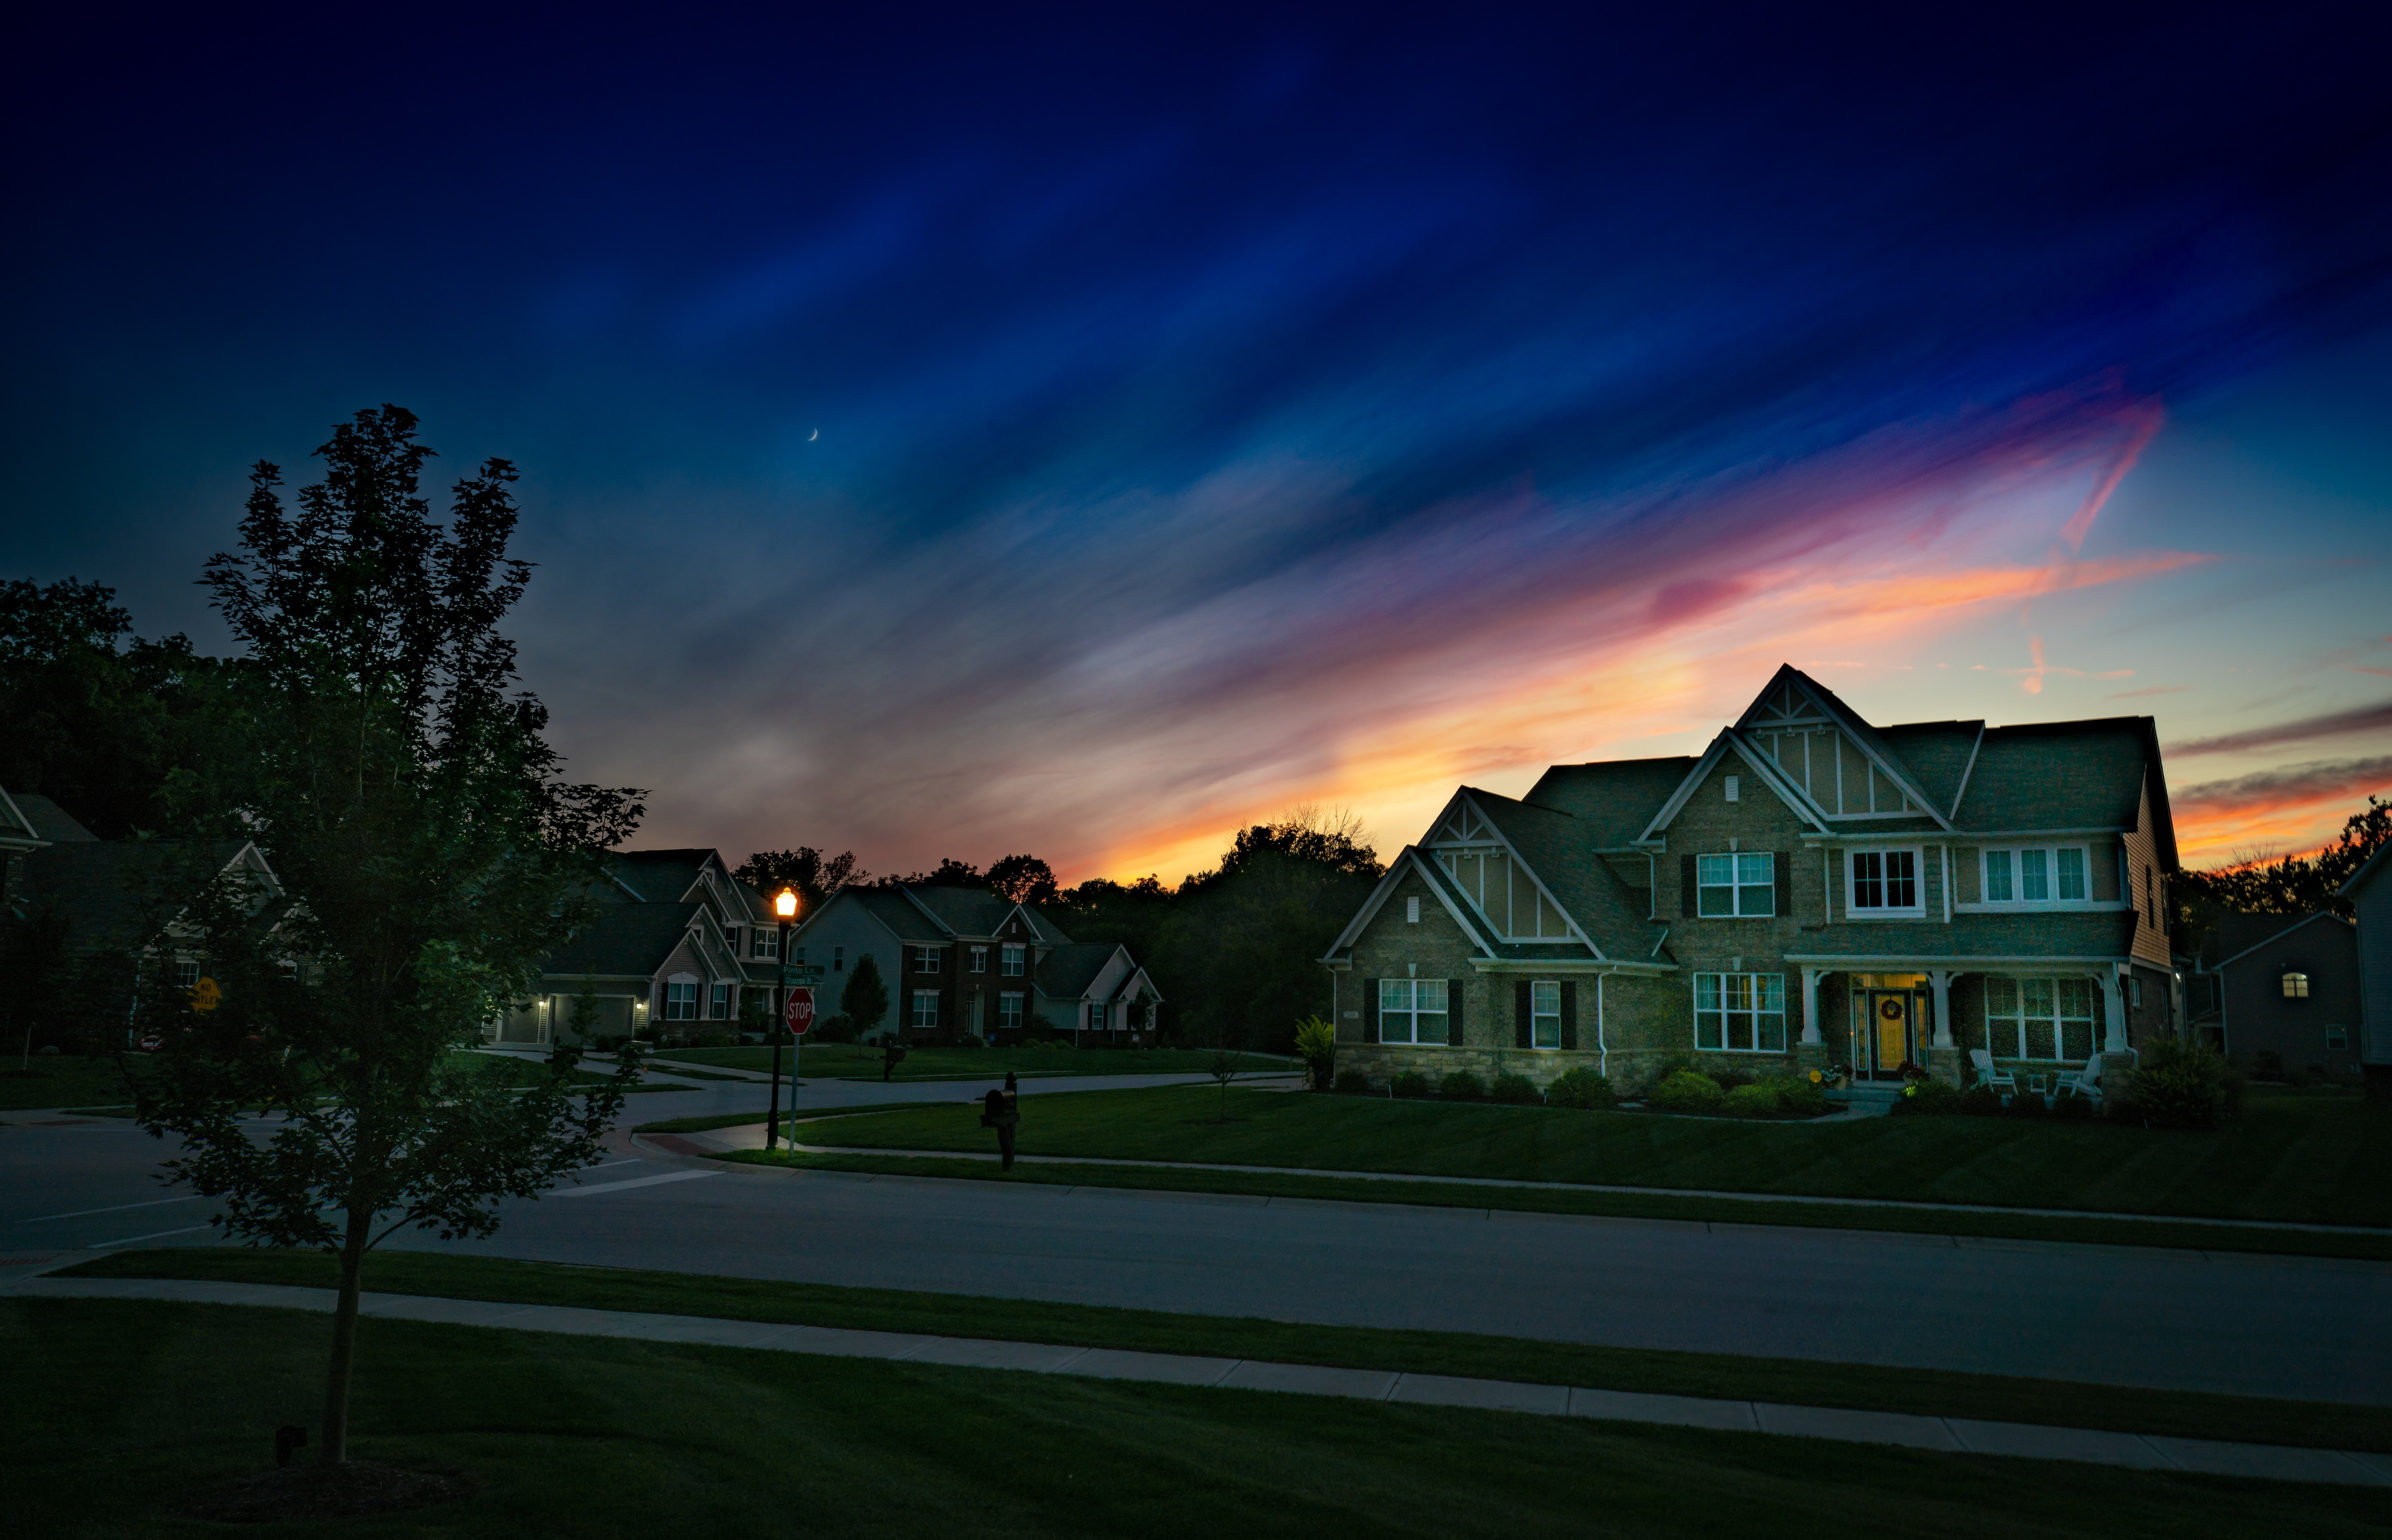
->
[2282,972,2309,999]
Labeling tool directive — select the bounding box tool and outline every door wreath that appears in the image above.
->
[1879,997,1906,1021]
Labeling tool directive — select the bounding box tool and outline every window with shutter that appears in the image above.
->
[1559,980,1577,1049]
[1515,980,1532,1048]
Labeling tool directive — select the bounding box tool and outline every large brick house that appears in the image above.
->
[791,883,1160,1045]
[1323,666,2183,1093]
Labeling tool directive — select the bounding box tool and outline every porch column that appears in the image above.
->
[1800,968,1823,1046]
[1928,970,1954,1049]
[2100,968,2128,1053]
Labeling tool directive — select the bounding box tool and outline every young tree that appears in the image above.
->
[842,951,890,1040]
[132,406,646,1467]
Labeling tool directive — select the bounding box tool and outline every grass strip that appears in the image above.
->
[14,1296,2379,1538]
[62,1246,2392,1456]
[721,1144,2392,1261]
[633,1100,968,1135]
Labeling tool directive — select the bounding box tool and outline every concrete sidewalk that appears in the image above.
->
[10,1274,2387,1488]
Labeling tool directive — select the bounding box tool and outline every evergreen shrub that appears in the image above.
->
[1649,1069,1723,1114]
[1546,1067,1615,1110]
[1334,1069,1374,1095]
[2119,1039,2244,1130]
[1390,1070,1435,1099]
[1957,1084,2005,1117]
[1721,1083,1778,1118]
[2050,1086,2099,1121]
[2002,1086,2047,1119]
[1767,1075,1828,1117]
[1892,1079,1963,1116]
[1438,1070,1486,1101]
[1490,1071,1540,1105]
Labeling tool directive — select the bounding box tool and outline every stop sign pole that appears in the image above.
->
[784,987,815,1092]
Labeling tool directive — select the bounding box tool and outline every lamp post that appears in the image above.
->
[765,888,799,1151]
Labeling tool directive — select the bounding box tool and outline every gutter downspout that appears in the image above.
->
[1598,966,1615,1079]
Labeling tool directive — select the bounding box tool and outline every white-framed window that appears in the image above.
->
[1377,978,1450,1045]
[1846,848,1922,914]
[752,927,778,959]
[1001,944,1025,977]
[2282,972,2308,999]
[1981,845,2090,906]
[174,959,201,989]
[1530,979,1561,1049]
[724,926,741,955]
[710,982,731,1019]
[998,992,1024,1031]
[1089,1002,1107,1031]
[1697,852,1776,917]
[1984,976,2095,1061]
[664,980,698,1021]
[970,946,987,973]
[1694,973,1786,1052]
[910,990,939,1030]
[2326,1024,2348,1049]
[912,945,940,974]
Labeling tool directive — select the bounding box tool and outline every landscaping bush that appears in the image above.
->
[1333,1068,1374,1095]
[1390,1070,1435,1099]
[2251,1050,2284,1082]
[2002,1085,2047,1119]
[1720,1082,1779,1118]
[2119,1039,2244,1130]
[1293,1015,1337,1092]
[1490,1071,1541,1105]
[1957,1084,2005,1117]
[1648,1068,1723,1114]
[2050,1086,2099,1121]
[810,1013,860,1045]
[1766,1074,1827,1117]
[1546,1067,1615,1110]
[1438,1069,1486,1101]
[1892,1079,1963,1116]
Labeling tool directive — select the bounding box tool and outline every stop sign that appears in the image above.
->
[784,987,816,1035]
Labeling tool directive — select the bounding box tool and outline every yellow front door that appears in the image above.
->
[1873,993,1911,1074]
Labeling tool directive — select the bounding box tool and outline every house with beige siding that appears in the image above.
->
[1323,665,2185,1094]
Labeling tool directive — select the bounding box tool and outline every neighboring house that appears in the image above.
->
[1321,665,2183,1094]
[790,883,1160,1044]
[2341,844,2392,1098]
[484,848,776,1046]
[2185,912,2362,1079]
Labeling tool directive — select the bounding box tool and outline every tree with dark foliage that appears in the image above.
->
[986,853,1058,905]
[131,407,647,1467]
[734,847,867,911]
[2174,795,2391,955]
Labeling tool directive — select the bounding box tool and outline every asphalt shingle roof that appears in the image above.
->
[1455,790,1671,963]
[1522,758,1697,845]
[1871,722,1981,816]
[1036,942,1120,998]
[545,902,700,976]
[10,794,98,843]
[21,840,251,946]
[1949,720,2151,833]
[1784,912,2138,961]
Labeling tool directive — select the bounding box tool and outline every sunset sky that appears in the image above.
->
[8,7,2388,882]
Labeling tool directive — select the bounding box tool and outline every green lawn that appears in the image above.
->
[458,1053,688,1094]
[67,1247,2392,1455]
[652,1043,1295,1080]
[0,1053,145,1110]
[779,1084,2392,1228]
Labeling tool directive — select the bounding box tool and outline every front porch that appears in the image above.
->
[1789,962,2136,1091]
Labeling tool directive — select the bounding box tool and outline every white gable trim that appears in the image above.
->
[1735,666,1955,832]
[1433,791,1602,957]
[898,885,958,936]
[1635,731,1830,844]
[1322,847,1496,960]
[1420,789,1503,847]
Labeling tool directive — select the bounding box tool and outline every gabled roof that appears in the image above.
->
[1037,941,1129,999]
[2343,841,2392,902]
[1522,757,1696,845]
[901,885,1074,941]
[6,792,97,844]
[1635,730,1836,844]
[19,839,266,946]
[1468,787,1665,960]
[1947,717,2174,864]
[1872,722,1983,816]
[545,902,706,978]
[0,786,41,849]
[1324,847,1496,961]
[609,850,714,903]
[2204,910,2355,971]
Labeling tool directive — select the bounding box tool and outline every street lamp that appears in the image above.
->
[765,889,800,1151]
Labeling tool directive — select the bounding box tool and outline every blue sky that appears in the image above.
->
[7,5,2388,877]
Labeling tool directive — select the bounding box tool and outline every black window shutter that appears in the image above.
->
[1363,980,1378,1044]
[1448,979,1464,1047]
[1681,854,1697,918]
[1515,980,1531,1048]
[1775,851,1791,918]
[1560,980,1578,1049]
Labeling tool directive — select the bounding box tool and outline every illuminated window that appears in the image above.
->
[2282,972,2309,999]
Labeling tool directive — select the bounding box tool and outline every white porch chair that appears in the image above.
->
[1969,1048,2018,1094]
[2050,1054,2103,1104]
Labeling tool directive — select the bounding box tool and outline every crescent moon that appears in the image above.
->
[807,428,819,441]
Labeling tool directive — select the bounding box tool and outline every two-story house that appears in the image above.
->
[791,883,1160,1045]
[1323,665,2182,1093]
[485,847,779,1046]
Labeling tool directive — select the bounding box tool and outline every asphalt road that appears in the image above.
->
[6,1072,2388,1408]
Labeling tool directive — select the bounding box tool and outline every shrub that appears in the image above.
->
[2119,1039,2244,1130]
[1766,1075,1827,1118]
[1891,1079,1961,1116]
[1547,1067,1615,1110]
[1649,1069,1723,1114]
[1490,1072,1541,1105]
[1439,1069,1487,1101]
[810,1013,859,1045]
[1293,1015,1337,1091]
[1390,1070,1435,1099]
[2050,1086,2099,1121]
[2002,1086,2047,1119]
[1334,1068,1374,1095]
[1720,1082,1779,1118]
[1957,1084,2005,1117]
